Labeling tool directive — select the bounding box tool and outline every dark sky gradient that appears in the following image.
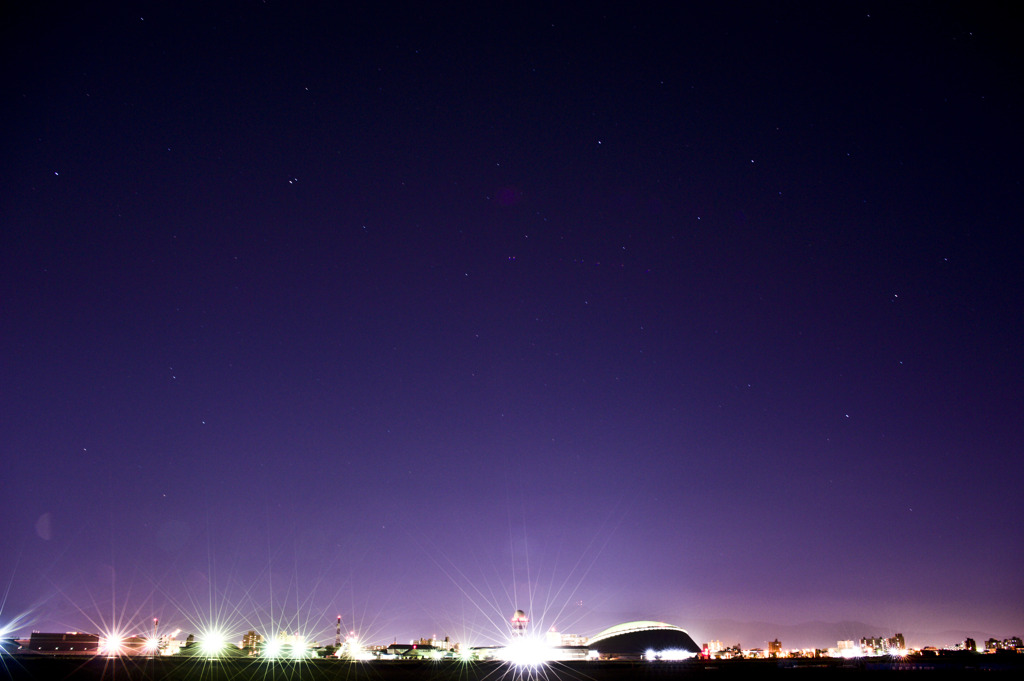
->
[2,2,1021,647]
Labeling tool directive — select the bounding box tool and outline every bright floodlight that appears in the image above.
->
[337,634,373,660]
[200,630,227,656]
[264,639,283,658]
[500,636,550,666]
[290,637,307,659]
[99,633,125,656]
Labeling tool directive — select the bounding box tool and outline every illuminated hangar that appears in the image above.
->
[587,621,701,659]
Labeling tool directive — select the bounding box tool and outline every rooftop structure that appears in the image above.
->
[588,621,700,660]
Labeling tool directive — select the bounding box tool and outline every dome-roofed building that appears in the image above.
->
[588,621,700,660]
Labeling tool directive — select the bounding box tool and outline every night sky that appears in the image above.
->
[2,1,1021,649]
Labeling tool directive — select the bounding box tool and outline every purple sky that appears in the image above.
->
[2,2,1021,648]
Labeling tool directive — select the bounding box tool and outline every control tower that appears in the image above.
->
[510,609,529,638]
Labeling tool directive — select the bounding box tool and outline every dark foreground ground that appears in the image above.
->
[3,656,1023,681]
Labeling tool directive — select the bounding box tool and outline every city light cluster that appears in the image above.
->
[645,648,697,661]
[5,614,1021,664]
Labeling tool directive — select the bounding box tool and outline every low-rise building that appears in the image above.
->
[26,632,100,654]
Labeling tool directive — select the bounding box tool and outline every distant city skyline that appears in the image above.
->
[6,611,1023,661]
[0,571,1019,653]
